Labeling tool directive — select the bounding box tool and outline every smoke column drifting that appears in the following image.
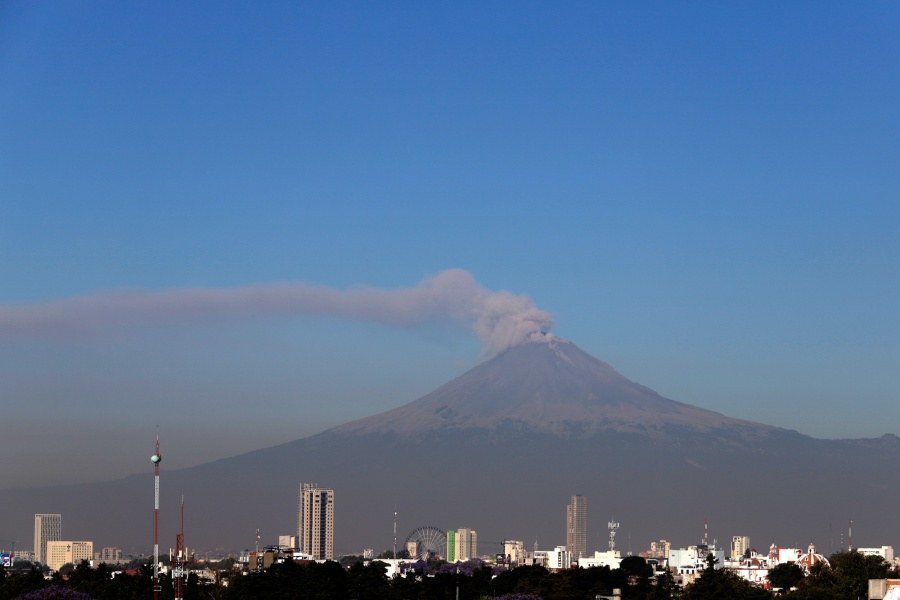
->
[0,269,553,356]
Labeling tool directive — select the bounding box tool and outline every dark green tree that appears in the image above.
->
[767,562,803,591]
[0,565,48,600]
[681,553,769,600]
[647,568,676,600]
[492,565,551,598]
[347,560,389,600]
[830,550,889,599]
[619,556,652,580]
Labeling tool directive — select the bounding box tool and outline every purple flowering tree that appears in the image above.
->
[17,586,95,600]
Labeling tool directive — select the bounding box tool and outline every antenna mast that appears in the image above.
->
[608,519,620,553]
[173,496,185,600]
[848,519,853,552]
[151,430,162,600]
[393,507,397,559]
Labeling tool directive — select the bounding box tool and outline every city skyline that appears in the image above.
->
[1,1,898,501]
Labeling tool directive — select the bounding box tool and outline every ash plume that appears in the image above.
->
[0,269,553,355]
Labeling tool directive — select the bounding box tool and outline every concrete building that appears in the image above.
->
[278,535,298,550]
[95,547,123,563]
[34,514,62,565]
[578,549,621,570]
[667,545,725,576]
[46,541,93,572]
[859,546,895,562]
[534,546,572,571]
[297,483,334,560]
[504,540,525,567]
[566,495,587,560]
[454,528,477,561]
[648,540,671,559]
[731,535,750,559]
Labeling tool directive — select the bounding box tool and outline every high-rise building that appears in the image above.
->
[454,528,477,561]
[34,514,62,565]
[297,483,334,560]
[46,541,93,572]
[566,495,587,560]
[447,530,456,562]
[731,535,750,559]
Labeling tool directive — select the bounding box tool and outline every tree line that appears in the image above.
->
[0,549,895,600]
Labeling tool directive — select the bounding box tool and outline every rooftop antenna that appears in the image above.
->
[848,519,853,552]
[703,518,709,546]
[151,428,162,600]
[608,519,620,552]
[393,507,397,559]
[173,496,185,600]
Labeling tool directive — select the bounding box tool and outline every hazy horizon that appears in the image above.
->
[2,1,898,490]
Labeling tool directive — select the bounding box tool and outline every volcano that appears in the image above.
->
[332,335,775,437]
[3,337,899,556]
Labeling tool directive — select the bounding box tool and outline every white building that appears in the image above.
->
[533,546,572,570]
[578,549,621,570]
[859,547,895,562]
[667,545,725,575]
[726,551,772,586]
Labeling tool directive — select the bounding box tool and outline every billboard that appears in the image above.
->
[0,553,10,567]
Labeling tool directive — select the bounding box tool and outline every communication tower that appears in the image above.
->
[151,432,162,600]
[848,519,853,551]
[608,520,620,552]
[171,497,188,600]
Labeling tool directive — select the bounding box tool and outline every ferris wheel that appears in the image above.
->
[404,526,447,560]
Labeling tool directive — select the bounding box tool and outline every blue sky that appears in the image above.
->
[1,1,898,488]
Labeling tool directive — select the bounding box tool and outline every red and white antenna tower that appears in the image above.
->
[151,430,162,600]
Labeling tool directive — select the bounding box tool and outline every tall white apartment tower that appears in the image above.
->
[454,528,478,561]
[297,483,334,560]
[34,514,62,565]
[566,495,587,560]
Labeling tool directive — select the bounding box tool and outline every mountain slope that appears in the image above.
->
[333,336,779,438]
[1,338,897,558]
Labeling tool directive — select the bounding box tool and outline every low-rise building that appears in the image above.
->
[859,546,894,562]
[578,550,621,570]
[46,541,93,572]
